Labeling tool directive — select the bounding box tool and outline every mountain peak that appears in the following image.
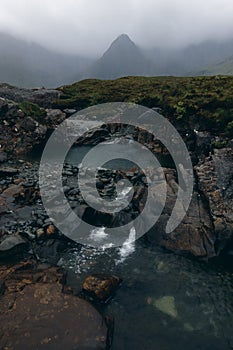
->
[115,33,132,41]
[110,34,135,48]
[88,33,155,79]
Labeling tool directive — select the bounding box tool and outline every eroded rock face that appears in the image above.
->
[146,169,216,257]
[195,147,233,254]
[0,262,109,350]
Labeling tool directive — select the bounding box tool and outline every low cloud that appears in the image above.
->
[0,0,233,56]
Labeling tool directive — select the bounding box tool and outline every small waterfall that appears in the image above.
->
[116,226,136,265]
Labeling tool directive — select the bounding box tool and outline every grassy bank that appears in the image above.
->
[57,75,233,137]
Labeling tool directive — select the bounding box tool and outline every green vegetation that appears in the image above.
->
[57,76,233,137]
[19,101,46,123]
[211,140,228,149]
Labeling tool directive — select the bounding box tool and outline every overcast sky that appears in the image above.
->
[0,0,233,57]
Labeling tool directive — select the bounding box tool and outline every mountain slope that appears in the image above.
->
[145,39,233,76]
[86,34,155,79]
[0,32,92,88]
[196,55,233,76]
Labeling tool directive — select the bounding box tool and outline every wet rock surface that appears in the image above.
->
[0,261,109,350]
[0,88,232,259]
[0,234,28,258]
[0,85,233,350]
[0,150,231,260]
[195,147,233,254]
[146,168,216,257]
[82,274,122,302]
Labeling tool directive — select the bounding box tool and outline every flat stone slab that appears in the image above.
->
[0,267,109,350]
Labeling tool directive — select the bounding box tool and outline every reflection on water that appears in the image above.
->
[66,145,175,170]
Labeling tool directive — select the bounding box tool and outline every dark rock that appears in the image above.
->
[0,166,18,175]
[82,274,121,301]
[0,234,28,259]
[0,197,8,214]
[146,169,215,257]
[21,116,37,131]
[0,151,7,163]
[96,181,105,190]
[2,184,24,201]
[76,127,109,145]
[195,147,233,254]
[32,239,71,264]
[195,131,214,156]
[0,97,8,114]
[0,264,109,350]
[0,84,60,108]
[46,108,66,127]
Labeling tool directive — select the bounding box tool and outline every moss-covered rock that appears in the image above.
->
[19,101,46,123]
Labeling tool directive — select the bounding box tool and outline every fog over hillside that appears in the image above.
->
[0,0,233,87]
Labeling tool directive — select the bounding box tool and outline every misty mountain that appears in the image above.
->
[81,35,233,79]
[0,32,92,88]
[196,55,233,76]
[145,39,233,75]
[1,32,233,89]
[85,34,156,79]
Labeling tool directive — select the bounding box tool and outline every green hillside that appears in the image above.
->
[57,75,233,137]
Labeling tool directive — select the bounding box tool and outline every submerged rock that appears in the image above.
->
[147,295,178,319]
[82,274,122,301]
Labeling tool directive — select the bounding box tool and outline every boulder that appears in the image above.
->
[0,234,28,259]
[82,274,121,301]
[0,263,109,350]
[45,109,66,127]
[21,116,37,132]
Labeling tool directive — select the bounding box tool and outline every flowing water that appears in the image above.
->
[60,146,233,350]
[28,144,233,349]
[60,241,233,350]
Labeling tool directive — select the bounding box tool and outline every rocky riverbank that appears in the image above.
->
[0,81,233,349]
[0,87,232,259]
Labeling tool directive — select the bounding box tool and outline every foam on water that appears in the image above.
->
[89,226,108,242]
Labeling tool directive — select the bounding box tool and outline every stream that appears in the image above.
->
[25,144,233,350]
